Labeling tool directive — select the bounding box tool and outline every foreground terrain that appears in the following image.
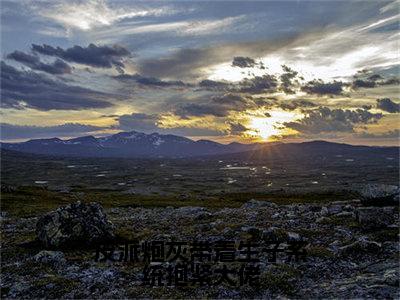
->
[1,149,399,298]
[1,197,399,298]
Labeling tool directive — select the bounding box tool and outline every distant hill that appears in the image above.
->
[1,131,398,159]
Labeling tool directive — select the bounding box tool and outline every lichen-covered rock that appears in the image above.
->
[36,201,114,248]
[339,237,381,257]
[359,184,399,206]
[356,207,396,230]
[33,250,65,264]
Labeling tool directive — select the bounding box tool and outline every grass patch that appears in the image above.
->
[368,228,399,243]
[1,185,355,218]
[307,246,334,258]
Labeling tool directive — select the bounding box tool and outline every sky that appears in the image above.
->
[1,0,399,145]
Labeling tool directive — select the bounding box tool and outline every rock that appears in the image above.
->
[33,250,65,264]
[383,269,399,286]
[241,199,277,209]
[36,201,114,248]
[287,232,302,241]
[319,206,329,216]
[177,206,205,215]
[262,227,287,241]
[1,184,16,193]
[327,204,342,215]
[334,211,354,218]
[356,207,396,230]
[339,237,382,257]
[359,184,399,206]
[241,226,261,239]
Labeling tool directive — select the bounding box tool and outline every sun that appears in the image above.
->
[250,117,280,140]
[247,110,301,140]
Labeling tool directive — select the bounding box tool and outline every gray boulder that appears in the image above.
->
[33,250,65,264]
[36,201,114,248]
[359,184,399,206]
[339,237,381,257]
[356,207,396,230]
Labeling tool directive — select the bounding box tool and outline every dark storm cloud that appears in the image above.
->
[118,113,159,132]
[1,61,114,110]
[198,79,232,90]
[301,79,346,95]
[137,48,213,80]
[376,98,400,113]
[6,50,72,74]
[227,122,250,135]
[117,113,224,136]
[352,73,400,89]
[0,122,108,140]
[113,73,189,88]
[31,43,131,69]
[239,74,278,94]
[174,93,257,118]
[355,129,399,139]
[232,56,256,68]
[279,65,300,94]
[285,107,383,134]
[279,100,316,111]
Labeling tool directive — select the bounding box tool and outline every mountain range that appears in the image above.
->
[0,131,265,158]
[1,131,398,160]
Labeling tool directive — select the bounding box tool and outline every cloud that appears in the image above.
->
[285,107,383,134]
[279,65,300,94]
[232,56,256,68]
[0,122,108,140]
[352,72,400,89]
[238,74,278,94]
[113,73,189,88]
[33,0,174,32]
[31,43,131,69]
[1,61,114,110]
[117,112,224,136]
[137,36,303,80]
[118,113,159,132]
[227,122,250,135]
[279,100,316,111]
[301,79,346,95]
[174,93,259,118]
[355,129,399,139]
[6,50,72,74]
[376,98,400,113]
[198,79,232,90]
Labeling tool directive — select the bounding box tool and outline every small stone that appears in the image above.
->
[334,211,354,218]
[327,205,342,215]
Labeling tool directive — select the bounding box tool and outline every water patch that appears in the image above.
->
[220,166,251,170]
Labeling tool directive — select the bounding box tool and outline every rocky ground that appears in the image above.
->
[1,192,399,299]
